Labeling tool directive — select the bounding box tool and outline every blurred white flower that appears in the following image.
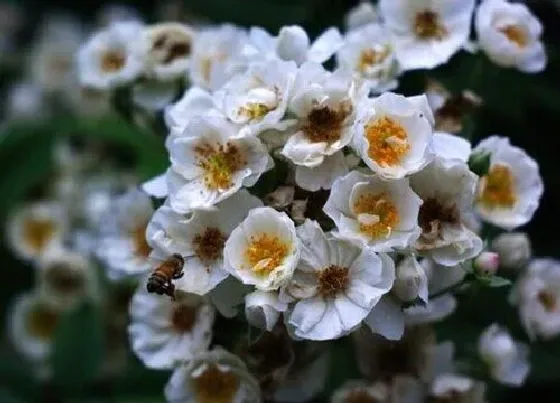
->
[148,190,262,295]
[473,136,543,230]
[476,0,546,73]
[411,159,483,266]
[132,79,178,111]
[129,285,214,369]
[65,84,112,117]
[96,188,154,280]
[77,21,145,89]
[331,380,389,403]
[324,171,422,252]
[429,374,486,403]
[224,207,300,291]
[167,116,271,213]
[337,23,399,94]
[491,232,531,270]
[294,151,350,191]
[478,323,530,386]
[282,220,394,341]
[353,92,434,179]
[96,3,143,27]
[164,348,260,403]
[245,290,288,331]
[6,82,44,119]
[344,2,380,31]
[379,0,476,70]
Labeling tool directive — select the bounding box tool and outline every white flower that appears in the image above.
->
[7,201,68,262]
[281,63,362,168]
[337,23,399,94]
[294,151,350,192]
[430,374,486,403]
[432,132,471,168]
[394,255,429,303]
[142,22,194,80]
[215,59,297,137]
[283,220,395,341]
[132,79,177,111]
[77,21,145,90]
[380,0,475,71]
[96,188,154,280]
[224,207,300,291]
[473,136,543,230]
[491,232,531,270]
[164,348,260,403]
[411,159,483,266]
[476,0,546,73]
[510,258,560,340]
[6,81,44,119]
[344,2,380,31]
[353,92,434,179]
[331,380,389,403]
[167,115,271,212]
[189,25,249,90]
[478,323,530,386]
[324,171,422,252]
[96,4,143,27]
[245,290,288,331]
[128,285,214,369]
[147,190,262,295]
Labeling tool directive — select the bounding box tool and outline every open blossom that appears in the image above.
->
[379,0,476,70]
[224,207,300,291]
[77,21,145,89]
[324,171,422,252]
[476,0,546,73]
[491,232,531,270]
[344,2,380,31]
[165,348,260,403]
[473,136,543,230]
[128,285,214,369]
[353,92,434,179]
[478,324,530,386]
[167,115,271,212]
[429,374,486,403]
[147,190,262,295]
[282,220,395,341]
[337,23,399,94]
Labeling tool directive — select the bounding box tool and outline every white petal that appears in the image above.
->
[364,295,405,341]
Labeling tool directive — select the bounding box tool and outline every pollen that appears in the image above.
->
[195,142,246,191]
[193,227,226,263]
[478,164,517,209]
[317,265,350,298]
[302,102,352,144]
[418,198,459,236]
[45,264,85,294]
[245,233,289,275]
[132,223,151,258]
[500,25,528,48]
[357,47,390,73]
[100,50,126,73]
[414,10,447,40]
[171,303,197,333]
[352,192,399,239]
[23,218,55,253]
[26,303,59,341]
[365,116,410,167]
[537,290,557,312]
[192,364,240,403]
[238,102,272,121]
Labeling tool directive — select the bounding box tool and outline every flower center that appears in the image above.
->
[414,10,447,40]
[418,198,460,238]
[357,47,390,73]
[193,227,226,263]
[537,290,557,312]
[26,303,59,341]
[317,265,350,298]
[244,233,289,275]
[499,25,528,48]
[345,390,380,403]
[100,50,126,73]
[353,192,399,239]
[365,116,410,167]
[152,32,192,64]
[239,102,272,121]
[132,223,151,258]
[195,142,246,191]
[192,363,240,403]
[302,102,352,144]
[171,303,197,333]
[478,164,517,209]
[45,264,85,294]
[23,218,55,253]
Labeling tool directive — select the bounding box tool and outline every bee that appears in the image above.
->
[146,254,185,299]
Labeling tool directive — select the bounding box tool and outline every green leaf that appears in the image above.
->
[475,275,511,288]
[468,151,491,176]
[52,302,104,390]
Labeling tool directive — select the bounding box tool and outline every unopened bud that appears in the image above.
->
[394,256,428,302]
[474,251,500,276]
[491,232,531,270]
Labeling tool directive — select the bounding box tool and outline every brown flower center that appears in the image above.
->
[45,264,85,294]
[192,363,240,403]
[245,233,290,275]
[538,290,557,312]
[499,25,528,48]
[132,223,151,258]
[345,390,380,403]
[171,303,197,332]
[152,32,192,64]
[358,47,391,73]
[365,116,410,167]
[414,10,447,40]
[302,102,352,144]
[26,303,59,341]
[193,227,226,264]
[418,198,460,238]
[23,218,55,253]
[317,265,350,298]
[195,142,246,191]
[101,50,126,73]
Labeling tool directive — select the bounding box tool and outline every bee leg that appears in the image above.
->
[172,271,184,280]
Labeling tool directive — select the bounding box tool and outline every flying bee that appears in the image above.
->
[146,254,184,300]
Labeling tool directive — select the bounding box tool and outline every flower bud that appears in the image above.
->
[473,251,500,276]
[394,256,428,302]
[491,232,531,270]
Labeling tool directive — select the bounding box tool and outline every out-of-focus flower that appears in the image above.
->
[324,171,422,252]
[167,116,271,212]
[476,0,546,73]
[353,92,434,179]
[77,21,145,90]
[96,188,154,280]
[344,2,380,31]
[337,23,399,94]
[510,258,560,340]
[379,0,476,70]
[245,290,288,331]
[6,82,44,119]
[128,285,214,369]
[281,220,395,341]
[224,207,300,291]
[132,79,178,111]
[429,374,486,403]
[66,84,112,117]
[331,380,389,403]
[148,190,262,295]
[478,323,530,386]
[473,251,500,276]
[96,3,143,27]
[473,136,543,230]
[164,348,261,403]
[0,3,23,54]
[491,232,531,270]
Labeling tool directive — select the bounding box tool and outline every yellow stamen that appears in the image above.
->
[357,47,390,73]
[193,227,226,263]
[478,164,517,209]
[353,192,399,239]
[500,25,528,48]
[317,265,349,298]
[365,116,410,167]
[245,233,289,275]
[192,364,240,403]
[101,50,126,72]
[239,102,272,121]
[23,218,55,253]
[195,142,246,191]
